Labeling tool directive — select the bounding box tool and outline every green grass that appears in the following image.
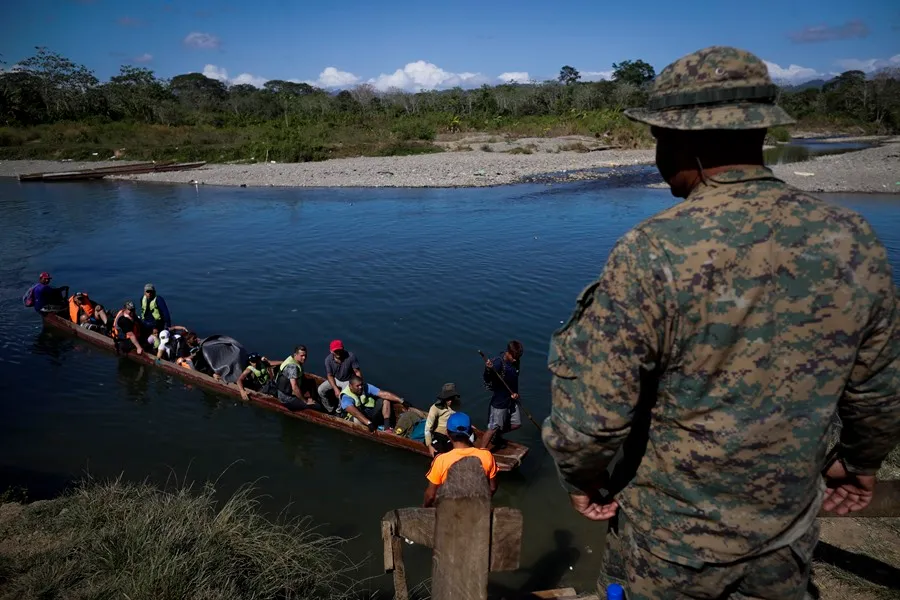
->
[0,477,360,600]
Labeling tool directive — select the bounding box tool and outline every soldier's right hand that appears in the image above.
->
[822,460,876,515]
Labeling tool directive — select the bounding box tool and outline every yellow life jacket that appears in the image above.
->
[341,386,376,409]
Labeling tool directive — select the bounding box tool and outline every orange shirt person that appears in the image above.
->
[424,412,498,507]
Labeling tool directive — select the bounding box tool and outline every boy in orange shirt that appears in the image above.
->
[424,412,498,507]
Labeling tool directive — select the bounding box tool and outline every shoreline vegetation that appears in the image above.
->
[0,477,362,600]
[1,48,898,192]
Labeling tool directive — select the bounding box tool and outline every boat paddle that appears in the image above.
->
[478,349,542,431]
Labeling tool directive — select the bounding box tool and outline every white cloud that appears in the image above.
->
[202,64,228,82]
[497,71,530,83]
[764,60,823,84]
[133,53,153,64]
[184,32,221,49]
[315,67,360,88]
[581,70,613,81]
[367,61,488,91]
[202,64,267,88]
[231,72,268,87]
[834,54,900,73]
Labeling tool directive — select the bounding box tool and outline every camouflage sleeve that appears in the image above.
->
[541,230,669,495]
[839,278,900,475]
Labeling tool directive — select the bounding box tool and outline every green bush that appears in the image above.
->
[391,119,436,141]
[767,126,791,143]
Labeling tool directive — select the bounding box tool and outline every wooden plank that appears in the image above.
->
[394,508,435,546]
[432,457,491,600]
[40,313,528,468]
[381,517,395,572]
[40,313,528,467]
[390,532,409,600]
[818,479,900,518]
[489,506,523,571]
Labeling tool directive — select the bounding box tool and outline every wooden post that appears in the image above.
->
[432,457,492,600]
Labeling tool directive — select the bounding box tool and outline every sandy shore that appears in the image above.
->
[1,135,897,193]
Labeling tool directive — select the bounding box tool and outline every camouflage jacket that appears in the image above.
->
[542,166,900,565]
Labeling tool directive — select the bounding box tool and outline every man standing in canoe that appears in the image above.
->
[541,46,900,600]
[140,283,171,333]
[479,340,524,450]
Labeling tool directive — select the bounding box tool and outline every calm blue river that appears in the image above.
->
[1,173,898,595]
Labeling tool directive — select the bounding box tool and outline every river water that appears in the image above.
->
[1,174,898,596]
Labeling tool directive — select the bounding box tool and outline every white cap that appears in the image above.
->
[159,330,170,342]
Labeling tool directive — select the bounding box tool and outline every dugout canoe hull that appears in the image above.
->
[40,313,528,471]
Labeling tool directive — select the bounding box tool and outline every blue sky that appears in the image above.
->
[3,0,899,90]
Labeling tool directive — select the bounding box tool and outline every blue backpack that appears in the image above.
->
[409,419,427,442]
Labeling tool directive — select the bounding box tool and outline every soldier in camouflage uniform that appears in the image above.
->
[541,46,900,600]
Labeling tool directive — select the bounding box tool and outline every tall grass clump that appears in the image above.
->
[0,477,359,600]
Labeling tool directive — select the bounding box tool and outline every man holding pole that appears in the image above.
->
[542,46,900,600]
[479,340,524,450]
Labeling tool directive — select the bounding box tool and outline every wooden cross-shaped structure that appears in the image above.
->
[381,457,524,600]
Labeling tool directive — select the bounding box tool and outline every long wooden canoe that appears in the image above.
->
[18,161,206,182]
[40,313,529,471]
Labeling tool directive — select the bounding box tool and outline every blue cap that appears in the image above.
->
[446,412,471,434]
[606,583,624,600]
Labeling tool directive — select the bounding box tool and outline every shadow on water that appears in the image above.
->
[487,529,582,599]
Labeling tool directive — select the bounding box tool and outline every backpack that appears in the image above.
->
[22,284,38,307]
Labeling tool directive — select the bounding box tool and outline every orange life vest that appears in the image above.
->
[68,294,95,324]
[112,309,139,340]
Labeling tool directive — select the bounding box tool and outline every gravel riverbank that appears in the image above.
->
[1,136,896,193]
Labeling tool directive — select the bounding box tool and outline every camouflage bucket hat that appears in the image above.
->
[625,46,795,130]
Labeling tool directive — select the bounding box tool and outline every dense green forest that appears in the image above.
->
[1,48,898,162]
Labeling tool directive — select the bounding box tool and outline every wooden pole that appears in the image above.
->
[432,457,492,600]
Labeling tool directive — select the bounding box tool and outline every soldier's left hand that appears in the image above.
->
[569,493,618,521]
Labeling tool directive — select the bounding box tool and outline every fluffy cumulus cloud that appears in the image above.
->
[366,61,488,91]
[184,32,221,49]
[497,71,530,83]
[764,60,823,84]
[202,64,267,88]
[789,19,869,43]
[132,53,153,64]
[834,54,900,73]
[315,67,360,88]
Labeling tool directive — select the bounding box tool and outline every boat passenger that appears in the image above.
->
[155,330,172,360]
[274,345,317,410]
[425,383,460,456]
[423,412,498,508]
[140,283,171,333]
[29,272,68,313]
[112,301,143,355]
[68,292,110,331]
[238,353,277,400]
[340,375,396,432]
[317,339,406,413]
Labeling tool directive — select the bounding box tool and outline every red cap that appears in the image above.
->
[39,272,52,280]
[329,339,344,352]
